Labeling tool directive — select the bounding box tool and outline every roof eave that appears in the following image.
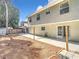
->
[28,0,64,17]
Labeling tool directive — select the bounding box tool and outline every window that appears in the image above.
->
[58,26,63,36]
[41,27,45,31]
[37,14,40,20]
[46,9,50,15]
[29,17,32,22]
[60,2,69,14]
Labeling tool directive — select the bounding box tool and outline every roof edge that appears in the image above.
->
[28,0,64,17]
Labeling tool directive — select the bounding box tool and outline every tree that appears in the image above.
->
[0,1,6,27]
[8,5,19,28]
[0,0,19,28]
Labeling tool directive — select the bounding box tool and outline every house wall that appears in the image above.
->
[29,0,79,25]
[30,21,79,41]
[28,0,79,41]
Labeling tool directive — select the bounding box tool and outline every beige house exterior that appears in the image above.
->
[28,0,79,41]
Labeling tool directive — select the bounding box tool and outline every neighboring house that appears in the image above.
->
[21,21,28,27]
[21,21,29,33]
[28,0,79,41]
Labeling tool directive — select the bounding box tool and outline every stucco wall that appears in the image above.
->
[30,21,79,41]
[29,0,79,25]
[28,0,79,41]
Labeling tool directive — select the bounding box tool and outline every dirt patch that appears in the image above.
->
[0,35,63,59]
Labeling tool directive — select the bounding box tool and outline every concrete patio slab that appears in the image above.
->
[20,34,79,53]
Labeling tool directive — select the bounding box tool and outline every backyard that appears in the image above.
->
[0,34,63,59]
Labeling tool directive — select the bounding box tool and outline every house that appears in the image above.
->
[28,0,79,41]
[21,21,28,27]
[21,21,29,33]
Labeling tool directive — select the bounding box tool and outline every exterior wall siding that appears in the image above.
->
[29,0,79,25]
[28,0,79,41]
[30,21,79,41]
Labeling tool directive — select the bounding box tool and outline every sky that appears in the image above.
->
[12,0,48,23]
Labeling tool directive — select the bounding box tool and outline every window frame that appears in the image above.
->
[29,17,32,22]
[41,27,45,31]
[58,26,63,36]
[37,13,40,21]
[46,9,50,15]
[60,2,69,15]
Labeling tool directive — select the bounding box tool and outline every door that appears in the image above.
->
[57,26,70,39]
[63,26,70,38]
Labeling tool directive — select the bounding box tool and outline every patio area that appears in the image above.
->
[21,34,79,54]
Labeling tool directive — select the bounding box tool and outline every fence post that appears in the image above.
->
[65,26,69,51]
[33,27,35,40]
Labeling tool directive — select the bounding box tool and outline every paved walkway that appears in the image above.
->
[20,34,79,53]
[20,34,79,59]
